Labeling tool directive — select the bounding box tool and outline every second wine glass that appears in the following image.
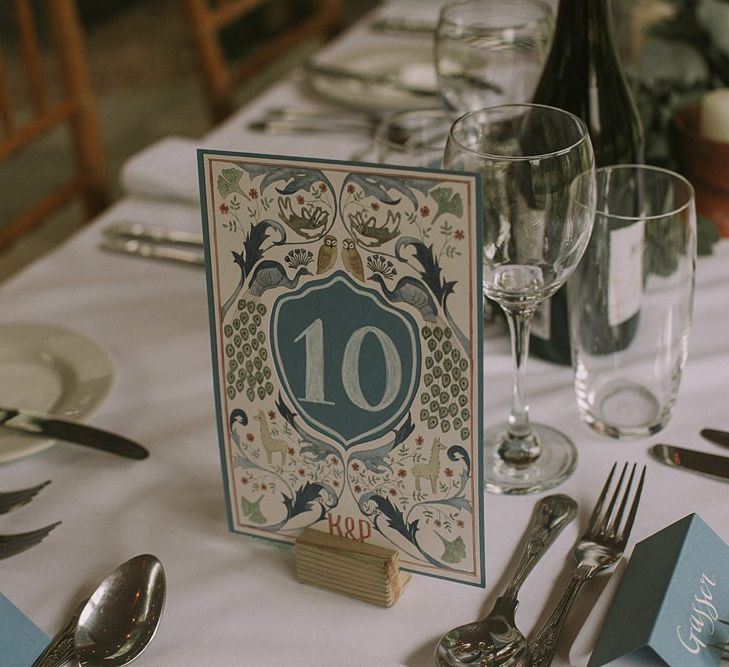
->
[444,104,596,494]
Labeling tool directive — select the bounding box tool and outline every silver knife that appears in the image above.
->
[103,222,204,247]
[651,444,729,482]
[369,16,435,36]
[700,428,729,448]
[304,62,438,98]
[0,408,149,460]
[100,237,205,267]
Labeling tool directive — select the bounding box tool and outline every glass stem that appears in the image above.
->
[500,305,540,465]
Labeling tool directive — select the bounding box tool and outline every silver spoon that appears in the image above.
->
[33,554,166,667]
[435,494,577,666]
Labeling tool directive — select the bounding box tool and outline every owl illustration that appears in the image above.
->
[316,235,338,274]
[342,238,364,281]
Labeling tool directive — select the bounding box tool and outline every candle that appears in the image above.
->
[700,89,729,143]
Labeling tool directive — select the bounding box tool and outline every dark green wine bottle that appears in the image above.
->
[530,0,645,365]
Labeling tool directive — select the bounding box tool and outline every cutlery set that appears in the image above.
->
[0,481,59,561]
[100,222,205,267]
[436,463,645,667]
[0,408,148,560]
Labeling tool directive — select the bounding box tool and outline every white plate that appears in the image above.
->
[307,42,439,112]
[0,322,114,463]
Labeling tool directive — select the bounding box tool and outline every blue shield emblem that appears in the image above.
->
[271,272,420,449]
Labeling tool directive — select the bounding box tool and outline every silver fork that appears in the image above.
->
[525,462,646,667]
[0,522,61,560]
[0,480,51,515]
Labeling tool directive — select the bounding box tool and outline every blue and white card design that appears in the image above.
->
[199,150,484,586]
[589,514,729,666]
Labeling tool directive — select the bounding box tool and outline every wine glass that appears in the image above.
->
[435,0,554,112]
[444,104,596,494]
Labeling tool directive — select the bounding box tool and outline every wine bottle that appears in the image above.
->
[529,0,645,365]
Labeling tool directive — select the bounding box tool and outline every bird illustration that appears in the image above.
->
[368,273,441,323]
[341,238,364,281]
[316,235,338,274]
[246,260,312,299]
[229,409,249,445]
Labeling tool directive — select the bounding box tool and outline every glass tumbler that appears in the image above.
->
[435,0,553,112]
[371,108,457,168]
[569,165,696,438]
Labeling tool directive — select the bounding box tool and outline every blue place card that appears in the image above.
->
[198,151,485,586]
[0,593,48,666]
[589,514,729,666]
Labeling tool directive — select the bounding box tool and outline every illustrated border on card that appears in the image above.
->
[198,149,485,587]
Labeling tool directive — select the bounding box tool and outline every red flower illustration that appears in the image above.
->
[246,433,255,442]
[454,229,465,240]
[287,447,295,456]
[397,469,407,478]
[444,467,454,478]
[261,483,268,491]
[457,519,465,528]
[319,182,327,192]
[415,435,424,446]
[333,480,339,487]
[354,484,362,494]
[219,203,229,214]
[248,188,258,199]
[297,468,306,477]
[240,477,249,484]
[346,184,355,194]
[434,519,442,527]
[388,488,398,496]
[330,456,339,466]
[267,410,276,420]
[296,195,305,205]
[420,205,430,217]
[371,202,380,211]
[351,462,360,471]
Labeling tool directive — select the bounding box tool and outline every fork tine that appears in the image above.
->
[617,465,646,546]
[609,464,636,539]
[598,463,629,537]
[0,480,51,515]
[586,462,616,536]
[0,521,61,560]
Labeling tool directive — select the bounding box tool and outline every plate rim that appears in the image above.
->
[0,321,115,463]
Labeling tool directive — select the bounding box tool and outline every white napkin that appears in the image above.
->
[119,136,200,205]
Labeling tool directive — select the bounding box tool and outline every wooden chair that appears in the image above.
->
[183,0,343,122]
[0,0,109,250]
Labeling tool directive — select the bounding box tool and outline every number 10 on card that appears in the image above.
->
[271,273,421,450]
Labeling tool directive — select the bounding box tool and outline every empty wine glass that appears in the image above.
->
[444,104,596,494]
[435,0,554,112]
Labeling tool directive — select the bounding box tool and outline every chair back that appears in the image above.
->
[183,0,342,121]
[0,0,109,249]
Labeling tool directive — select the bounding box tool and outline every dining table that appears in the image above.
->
[2,1,728,665]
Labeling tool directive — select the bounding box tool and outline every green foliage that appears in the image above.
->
[630,0,728,254]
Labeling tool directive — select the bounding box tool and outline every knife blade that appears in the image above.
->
[0,408,149,460]
[651,444,729,482]
[100,237,205,267]
[304,62,438,98]
[103,222,204,247]
[700,428,729,448]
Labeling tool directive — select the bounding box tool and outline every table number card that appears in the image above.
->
[198,150,484,586]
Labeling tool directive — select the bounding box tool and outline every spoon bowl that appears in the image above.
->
[74,554,166,666]
[434,494,577,666]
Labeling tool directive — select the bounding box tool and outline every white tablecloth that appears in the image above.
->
[2,4,728,665]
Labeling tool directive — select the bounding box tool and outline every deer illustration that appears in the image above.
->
[412,438,446,493]
[253,410,287,466]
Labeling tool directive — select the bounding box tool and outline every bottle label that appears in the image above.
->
[608,220,644,327]
[532,299,551,340]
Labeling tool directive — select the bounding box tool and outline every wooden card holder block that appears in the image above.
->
[294,528,411,607]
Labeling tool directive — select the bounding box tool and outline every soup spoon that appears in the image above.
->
[435,494,577,666]
[33,554,166,667]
